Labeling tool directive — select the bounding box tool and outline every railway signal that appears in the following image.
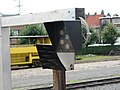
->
[36,20,82,70]
[1,8,89,90]
[35,8,89,90]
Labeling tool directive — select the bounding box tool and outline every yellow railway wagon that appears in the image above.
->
[10,36,51,67]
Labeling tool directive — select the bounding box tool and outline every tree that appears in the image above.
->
[20,24,47,36]
[19,24,47,44]
[87,27,99,45]
[10,28,19,36]
[94,12,97,15]
[101,23,118,45]
[10,30,16,36]
[100,21,109,31]
[107,13,111,17]
[82,26,98,47]
[87,12,90,16]
[101,10,104,15]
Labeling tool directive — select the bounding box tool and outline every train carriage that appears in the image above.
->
[10,35,51,67]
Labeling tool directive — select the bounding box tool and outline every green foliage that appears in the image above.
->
[101,23,118,45]
[19,24,47,44]
[94,12,97,15]
[10,29,19,36]
[118,32,120,37]
[10,30,15,36]
[87,12,90,15]
[87,27,99,45]
[78,45,120,55]
[101,10,104,15]
[19,24,47,36]
[100,21,109,31]
[107,13,111,16]
[81,26,99,47]
[81,26,87,44]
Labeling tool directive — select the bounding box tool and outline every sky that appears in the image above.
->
[0,0,120,16]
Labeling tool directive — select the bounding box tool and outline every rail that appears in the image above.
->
[28,76,120,90]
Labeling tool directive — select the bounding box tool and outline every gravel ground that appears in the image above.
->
[77,83,120,90]
[12,59,120,79]
[75,60,120,70]
[12,68,52,79]
[11,56,120,89]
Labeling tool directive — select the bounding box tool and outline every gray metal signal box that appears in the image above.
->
[35,8,84,71]
[36,20,82,70]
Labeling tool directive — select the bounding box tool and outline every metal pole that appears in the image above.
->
[0,18,11,90]
[53,69,66,90]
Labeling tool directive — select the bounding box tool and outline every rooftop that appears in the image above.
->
[86,14,104,27]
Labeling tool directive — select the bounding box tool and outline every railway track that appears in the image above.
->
[28,76,120,90]
[11,66,41,70]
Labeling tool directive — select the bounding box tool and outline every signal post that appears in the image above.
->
[36,20,83,90]
[53,70,66,90]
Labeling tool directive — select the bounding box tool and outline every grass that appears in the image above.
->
[67,80,80,84]
[75,55,113,63]
[76,55,112,60]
